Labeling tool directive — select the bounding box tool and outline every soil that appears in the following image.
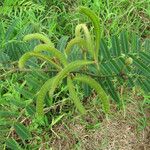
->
[51,97,150,150]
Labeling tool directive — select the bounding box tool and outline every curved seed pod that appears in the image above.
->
[18,52,62,70]
[49,60,94,97]
[23,33,54,47]
[75,24,94,58]
[73,75,110,115]
[67,76,86,114]
[36,77,54,118]
[64,37,87,56]
[78,6,100,61]
[34,44,67,66]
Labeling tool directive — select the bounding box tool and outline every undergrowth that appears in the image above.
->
[0,1,150,150]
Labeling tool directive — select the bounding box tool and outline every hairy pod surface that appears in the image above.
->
[74,75,110,115]
[65,37,87,56]
[79,6,100,61]
[36,78,54,118]
[34,44,67,66]
[18,52,62,70]
[67,76,86,114]
[49,60,95,97]
[23,33,54,47]
[75,24,94,58]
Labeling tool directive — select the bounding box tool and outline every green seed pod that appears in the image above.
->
[18,52,62,70]
[23,33,54,47]
[34,44,67,66]
[73,75,110,115]
[125,57,133,66]
[78,6,100,61]
[75,24,94,58]
[67,76,86,114]
[65,37,87,56]
[49,60,94,97]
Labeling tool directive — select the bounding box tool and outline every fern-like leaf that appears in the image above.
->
[120,31,129,54]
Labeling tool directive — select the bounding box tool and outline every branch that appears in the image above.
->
[0,67,150,79]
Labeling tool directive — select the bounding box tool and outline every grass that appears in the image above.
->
[0,0,150,149]
[1,0,149,40]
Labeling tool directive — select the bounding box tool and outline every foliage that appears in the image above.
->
[18,7,150,122]
[18,7,111,120]
[0,1,150,149]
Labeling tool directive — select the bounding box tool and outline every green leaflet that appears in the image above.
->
[111,35,121,57]
[0,52,10,66]
[131,55,150,75]
[79,6,100,61]
[131,32,141,52]
[23,33,54,47]
[57,36,69,52]
[0,111,19,117]
[36,77,54,118]
[34,44,67,66]
[14,123,32,141]
[67,76,86,114]
[64,37,87,56]
[75,24,94,58]
[144,39,150,51]
[26,105,36,117]
[49,60,94,97]
[120,31,129,54]
[139,52,150,64]
[18,52,62,70]
[73,75,110,115]
[104,78,121,104]
[136,78,150,93]
[6,138,23,150]
[100,38,111,60]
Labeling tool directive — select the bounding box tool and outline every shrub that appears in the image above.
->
[18,6,150,121]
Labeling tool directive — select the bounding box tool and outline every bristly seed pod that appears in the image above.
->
[23,33,54,47]
[78,6,101,61]
[75,24,94,58]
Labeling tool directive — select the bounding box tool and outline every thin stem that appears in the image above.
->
[1,67,150,79]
